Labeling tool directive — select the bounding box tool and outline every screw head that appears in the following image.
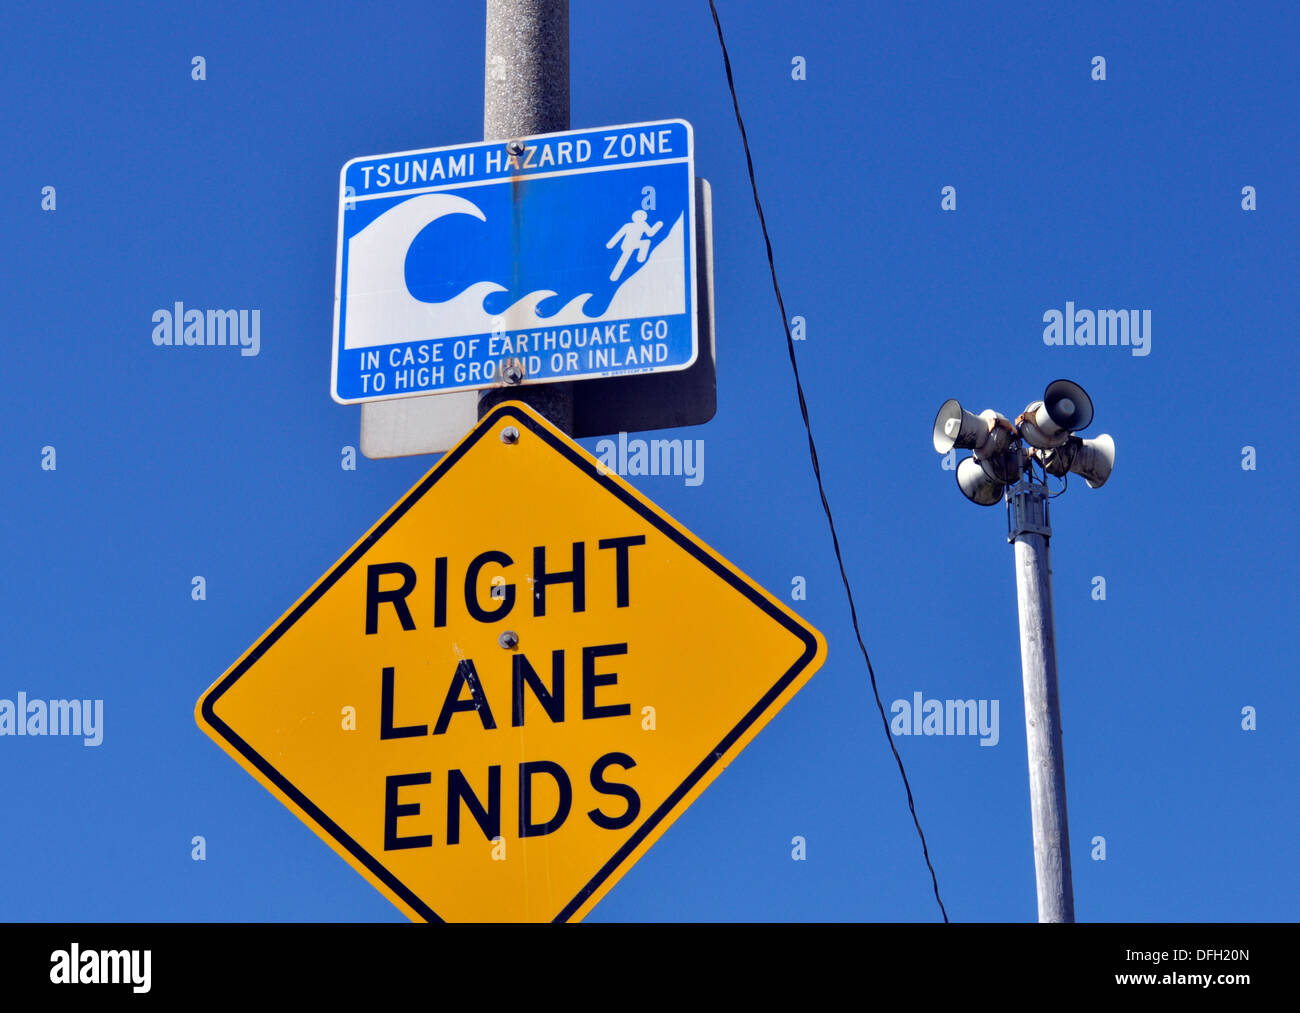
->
[502,364,524,385]
[507,140,524,156]
[500,426,519,444]
[498,630,519,650]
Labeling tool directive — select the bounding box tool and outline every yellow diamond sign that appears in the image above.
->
[196,402,826,922]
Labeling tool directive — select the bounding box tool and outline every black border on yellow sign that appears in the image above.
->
[199,403,821,922]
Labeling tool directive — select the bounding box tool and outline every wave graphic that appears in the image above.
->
[343,192,684,350]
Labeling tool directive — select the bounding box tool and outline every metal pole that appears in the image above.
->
[478,0,573,430]
[1007,481,1075,922]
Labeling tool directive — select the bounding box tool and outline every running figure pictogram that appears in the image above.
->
[605,210,663,282]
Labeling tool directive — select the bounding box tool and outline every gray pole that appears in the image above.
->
[478,0,573,431]
[1007,481,1076,923]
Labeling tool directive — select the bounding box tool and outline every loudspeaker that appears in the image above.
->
[1019,400,1066,449]
[956,456,1005,505]
[1042,434,1115,489]
[933,399,987,454]
[1041,379,1094,433]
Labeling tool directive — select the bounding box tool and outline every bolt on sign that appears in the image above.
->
[196,402,826,922]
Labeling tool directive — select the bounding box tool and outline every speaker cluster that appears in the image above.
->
[932,380,1114,505]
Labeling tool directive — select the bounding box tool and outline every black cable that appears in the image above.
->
[707,0,949,923]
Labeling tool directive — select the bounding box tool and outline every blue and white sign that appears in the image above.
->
[332,119,697,404]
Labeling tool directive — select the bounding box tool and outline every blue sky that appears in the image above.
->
[1,0,1295,922]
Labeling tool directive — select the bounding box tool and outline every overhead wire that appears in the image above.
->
[707,0,950,922]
